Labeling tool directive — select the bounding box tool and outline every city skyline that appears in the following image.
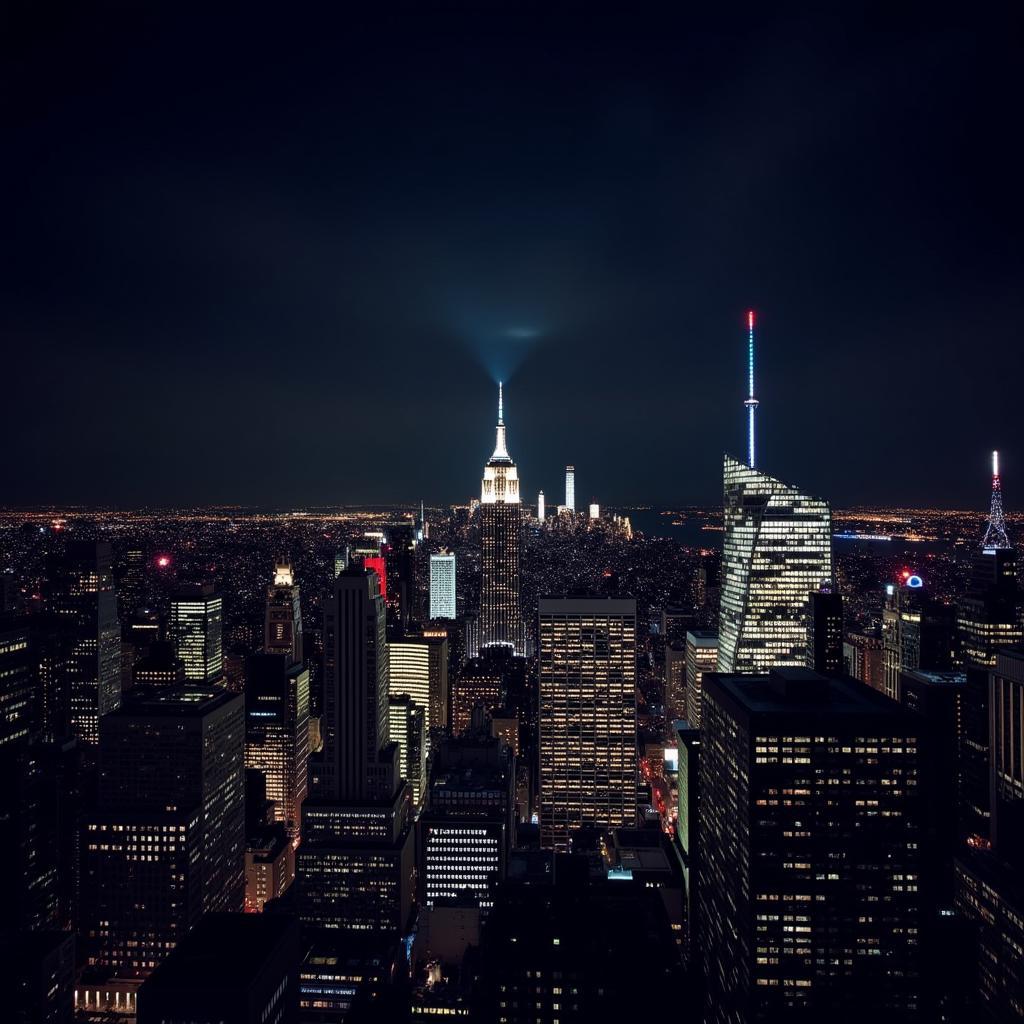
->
[4,8,1022,509]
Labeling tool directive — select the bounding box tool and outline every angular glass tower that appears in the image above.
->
[718,454,832,674]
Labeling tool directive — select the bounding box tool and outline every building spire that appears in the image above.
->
[491,381,510,461]
[983,449,1011,550]
[743,310,759,468]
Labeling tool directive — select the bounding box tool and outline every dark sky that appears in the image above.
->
[4,4,1022,509]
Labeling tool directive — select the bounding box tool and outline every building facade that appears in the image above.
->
[538,598,637,851]
[429,552,457,621]
[169,584,223,684]
[698,669,922,1023]
[684,630,718,728]
[479,385,524,655]
[718,455,832,675]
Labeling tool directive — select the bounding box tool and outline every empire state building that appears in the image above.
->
[480,383,524,655]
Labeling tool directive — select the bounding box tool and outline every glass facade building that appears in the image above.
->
[718,455,832,675]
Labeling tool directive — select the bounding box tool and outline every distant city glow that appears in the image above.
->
[155,554,172,568]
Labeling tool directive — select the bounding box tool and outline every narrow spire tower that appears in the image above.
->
[743,310,759,468]
[983,450,1011,550]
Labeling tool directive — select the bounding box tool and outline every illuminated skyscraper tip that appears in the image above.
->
[983,449,1011,550]
[498,381,504,425]
[743,310,759,468]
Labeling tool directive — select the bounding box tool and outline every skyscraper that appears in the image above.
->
[81,685,245,978]
[429,551,456,621]
[990,649,1024,859]
[957,452,1022,841]
[245,654,310,839]
[717,455,832,674]
[418,732,515,910]
[699,669,923,1022]
[564,464,575,513]
[683,630,718,728]
[49,540,122,749]
[264,559,303,665]
[170,583,223,684]
[388,694,426,806]
[298,568,414,934]
[538,597,637,851]
[807,588,843,675]
[881,575,954,703]
[479,383,523,655]
[537,489,545,522]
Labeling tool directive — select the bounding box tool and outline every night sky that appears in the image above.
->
[4,5,1022,509]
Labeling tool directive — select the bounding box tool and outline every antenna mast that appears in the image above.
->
[743,311,759,467]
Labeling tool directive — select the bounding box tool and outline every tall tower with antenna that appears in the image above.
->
[983,450,1011,550]
[743,310,759,468]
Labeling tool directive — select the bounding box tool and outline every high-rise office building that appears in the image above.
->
[49,540,122,749]
[565,465,575,513]
[170,583,223,684]
[683,630,717,728]
[429,551,456,621]
[389,633,447,747]
[881,575,954,703]
[0,617,33,746]
[452,650,506,735]
[418,733,515,911]
[388,694,426,806]
[245,654,310,839]
[588,502,599,520]
[81,686,245,978]
[298,568,414,934]
[957,457,1022,841]
[699,669,922,1023]
[807,588,843,675]
[479,384,524,655]
[538,598,637,852]
[718,455,832,675]
[990,649,1024,859]
[537,489,545,522]
[265,559,303,665]
[673,721,701,972]
[664,643,686,721]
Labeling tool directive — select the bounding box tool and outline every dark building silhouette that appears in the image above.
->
[80,686,245,978]
[957,547,1022,841]
[130,639,186,687]
[298,568,414,934]
[47,541,121,750]
[806,588,843,675]
[137,912,300,1024]
[2,929,75,1024]
[698,668,923,1023]
[473,874,682,1020]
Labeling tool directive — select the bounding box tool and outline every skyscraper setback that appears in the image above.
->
[298,567,414,934]
[479,383,523,655]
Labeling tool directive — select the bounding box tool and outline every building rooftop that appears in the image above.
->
[110,684,240,718]
[706,668,912,724]
[139,913,298,995]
